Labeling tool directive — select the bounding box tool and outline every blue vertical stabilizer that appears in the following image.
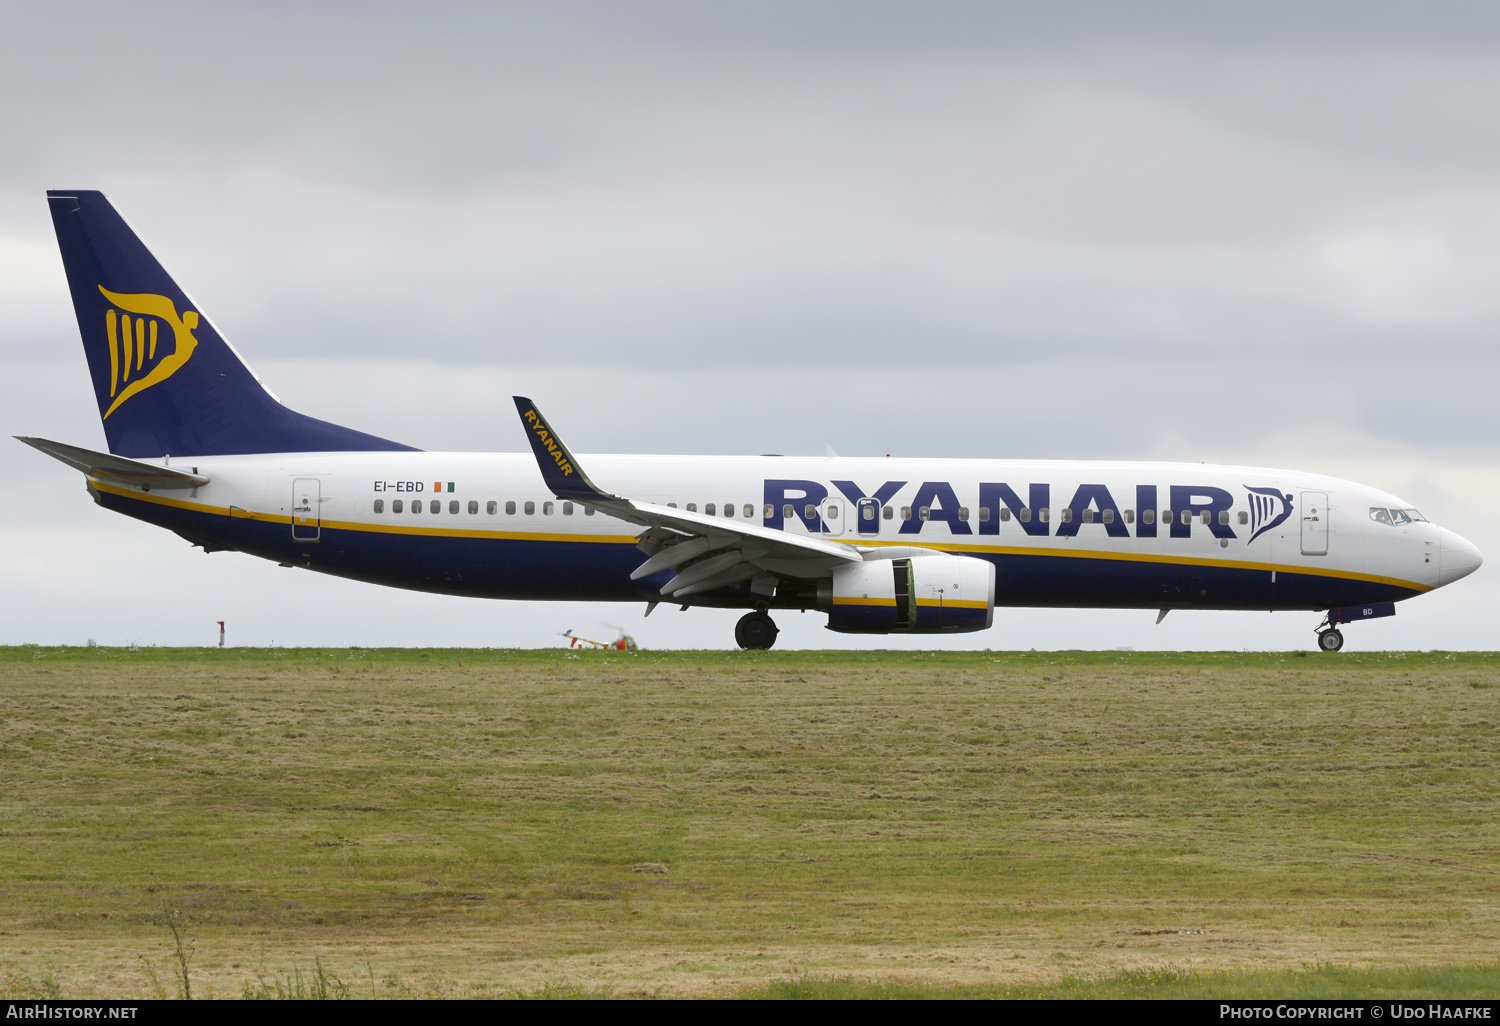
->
[47,190,416,457]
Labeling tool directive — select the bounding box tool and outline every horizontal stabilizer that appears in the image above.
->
[15,436,209,488]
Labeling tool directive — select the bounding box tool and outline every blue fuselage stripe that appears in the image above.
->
[103,491,1421,611]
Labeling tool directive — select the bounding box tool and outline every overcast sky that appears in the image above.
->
[2,1,1495,651]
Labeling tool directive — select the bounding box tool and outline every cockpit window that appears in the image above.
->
[1371,507,1421,527]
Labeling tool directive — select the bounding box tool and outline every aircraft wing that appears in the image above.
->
[512,397,861,600]
[16,436,209,489]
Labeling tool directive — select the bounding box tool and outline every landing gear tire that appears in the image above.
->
[1318,628,1344,653]
[735,611,779,650]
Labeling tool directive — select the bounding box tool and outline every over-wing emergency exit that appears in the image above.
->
[19,191,1484,651]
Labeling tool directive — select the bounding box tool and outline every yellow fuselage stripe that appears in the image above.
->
[839,536,1430,592]
[91,481,638,544]
[91,481,1430,591]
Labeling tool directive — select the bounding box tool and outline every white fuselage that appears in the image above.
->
[87,451,1481,616]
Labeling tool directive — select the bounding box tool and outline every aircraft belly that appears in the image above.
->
[982,550,1417,610]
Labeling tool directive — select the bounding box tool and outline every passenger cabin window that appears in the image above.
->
[687,503,697,513]
[504,500,515,515]
[1061,508,1074,524]
[1182,511,1192,526]
[1200,511,1210,525]
[487,500,497,514]
[373,499,384,514]
[1162,509,1172,524]
[585,506,595,516]
[543,501,554,515]
[1237,511,1248,525]
[1038,508,1050,523]
[743,504,753,518]
[826,504,838,519]
[449,500,459,514]
[1000,508,1011,522]
[429,499,440,514]
[783,504,794,519]
[958,506,969,521]
[563,501,573,515]
[392,499,403,513]
[1370,507,1393,526]
[882,505,893,519]
[1102,509,1114,524]
[805,504,817,519]
[1081,509,1093,524]
[901,506,912,521]
[862,504,876,521]
[705,503,716,516]
[978,507,990,523]
[524,501,535,515]
[1124,509,1134,524]
[1142,509,1154,525]
[1018,507,1029,522]
[918,506,930,521]
[725,503,735,518]
[1217,510,1228,525]
[764,504,775,518]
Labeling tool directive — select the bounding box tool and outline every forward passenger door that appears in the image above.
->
[1300,491,1328,556]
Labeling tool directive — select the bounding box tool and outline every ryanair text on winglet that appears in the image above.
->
[523,408,575,477]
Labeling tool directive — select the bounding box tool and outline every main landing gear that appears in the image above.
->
[735,610,779,650]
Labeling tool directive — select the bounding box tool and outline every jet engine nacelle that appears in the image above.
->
[825,554,995,634]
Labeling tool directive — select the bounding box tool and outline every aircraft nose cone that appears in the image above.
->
[1438,528,1484,587]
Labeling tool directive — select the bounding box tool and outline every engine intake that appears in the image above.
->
[826,554,994,634]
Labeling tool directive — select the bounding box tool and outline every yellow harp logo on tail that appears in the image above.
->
[98,286,200,420]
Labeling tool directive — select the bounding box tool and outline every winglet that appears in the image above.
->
[512,397,616,504]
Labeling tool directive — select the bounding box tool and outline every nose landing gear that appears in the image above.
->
[1315,602,1397,652]
[735,610,779,650]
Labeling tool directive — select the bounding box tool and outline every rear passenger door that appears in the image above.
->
[292,478,322,542]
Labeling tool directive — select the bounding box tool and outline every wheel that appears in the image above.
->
[1318,628,1344,652]
[735,611,779,650]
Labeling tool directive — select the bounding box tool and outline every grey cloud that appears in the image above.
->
[4,2,1496,649]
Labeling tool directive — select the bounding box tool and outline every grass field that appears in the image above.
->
[0,645,1496,999]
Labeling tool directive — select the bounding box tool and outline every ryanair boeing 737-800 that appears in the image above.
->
[19,191,1484,650]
